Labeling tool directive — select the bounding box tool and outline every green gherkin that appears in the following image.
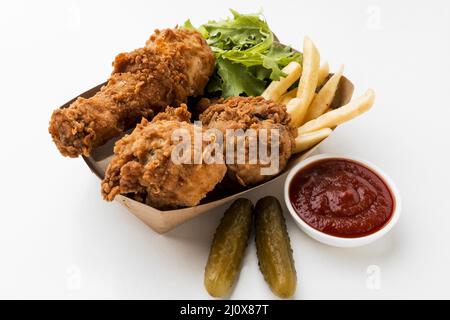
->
[255,196,297,298]
[204,198,253,297]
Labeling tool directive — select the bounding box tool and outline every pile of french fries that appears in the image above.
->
[262,37,375,154]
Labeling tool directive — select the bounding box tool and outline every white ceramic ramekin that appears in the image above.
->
[284,154,401,248]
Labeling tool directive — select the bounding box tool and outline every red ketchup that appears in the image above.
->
[289,159,394,238]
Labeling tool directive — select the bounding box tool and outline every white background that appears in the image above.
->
[0,0,449,300]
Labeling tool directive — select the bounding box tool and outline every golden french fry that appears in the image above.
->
[304,65,344,122]
[289,37,320,127]
[293,128,332,153]
[262,62,302,101]
[298,89,376,134]
[287,93,319,125]
[278,87,297,105]
[317,62,330,87]
[297,37,320,102]
[287,98,309,127]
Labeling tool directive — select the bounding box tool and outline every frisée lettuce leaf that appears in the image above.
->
[184,10,302,97]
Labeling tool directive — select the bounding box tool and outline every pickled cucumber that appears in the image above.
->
[255,196,297,298]
[204,198,253,297]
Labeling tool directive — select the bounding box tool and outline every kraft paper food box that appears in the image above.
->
[61,75,353,234]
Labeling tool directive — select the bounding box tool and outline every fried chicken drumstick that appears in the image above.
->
[49,28,215,157]
[200,96,296,186]
[101,105,227,209]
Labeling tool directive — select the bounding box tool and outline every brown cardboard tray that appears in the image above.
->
[57,75,354,233]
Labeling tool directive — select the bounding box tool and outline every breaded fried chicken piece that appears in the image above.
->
[101,105,227,209]
[200,96,296,186]
[49,28,215,157]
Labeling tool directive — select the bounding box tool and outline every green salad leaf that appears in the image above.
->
[184,10,302,97]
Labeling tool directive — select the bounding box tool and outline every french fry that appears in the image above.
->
[289,37,320,127]
[298,89,376,134]
[262,62,302,101]
[304,65,344,122]
[317,62,330,87]
[278,87,297,105]
[287,98,309,127]
[293,128,332,153]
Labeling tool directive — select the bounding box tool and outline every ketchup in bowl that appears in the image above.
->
[289,158,394,238]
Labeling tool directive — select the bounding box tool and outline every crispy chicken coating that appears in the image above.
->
[101,105,227,209]
[49,28,215,157]
[200,96,296,186]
